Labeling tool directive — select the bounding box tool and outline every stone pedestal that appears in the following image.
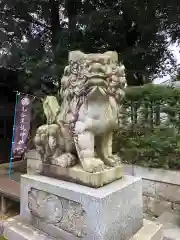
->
[27,157,123,188]
[2,174,143,240]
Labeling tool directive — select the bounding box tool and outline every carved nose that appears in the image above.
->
[89,63,106,73]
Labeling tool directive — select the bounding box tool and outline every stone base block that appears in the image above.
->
[2,216,57,240]
[20,174,143,240]
[41,163,123,188]
[27,156,123,188]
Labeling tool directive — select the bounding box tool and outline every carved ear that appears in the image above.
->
[40,96,47,103]
[69,50,86,62]
[40,97,44,102]
[105,51,118,62]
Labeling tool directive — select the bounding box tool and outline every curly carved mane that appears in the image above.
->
[57,51,127,126]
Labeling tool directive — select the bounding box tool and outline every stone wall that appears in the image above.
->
[123,164,180,217]
[0,160,26,175]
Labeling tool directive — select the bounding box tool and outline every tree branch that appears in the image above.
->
[13,12,51,30]
[0,6,51,31]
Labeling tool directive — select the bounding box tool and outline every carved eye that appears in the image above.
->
[121,81,126,88]
[70,75,76,83]
[84,62,89,68]
[64,66,70,76]
[70,61,80,74]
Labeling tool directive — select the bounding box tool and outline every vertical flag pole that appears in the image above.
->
[8,92,19,178]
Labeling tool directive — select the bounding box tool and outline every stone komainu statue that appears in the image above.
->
[34,51,127,173]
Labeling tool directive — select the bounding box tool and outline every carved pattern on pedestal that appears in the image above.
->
[28,188,63,224]
[28,188,87,238]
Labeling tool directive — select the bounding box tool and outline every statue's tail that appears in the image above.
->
[43,96,61,124]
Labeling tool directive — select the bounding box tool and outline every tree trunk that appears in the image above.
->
[65,0,82,47]
[49,0,61,52]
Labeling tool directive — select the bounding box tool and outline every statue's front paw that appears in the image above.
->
[51,153,77,168]
[82,158,105,173]
[104,155,121,167]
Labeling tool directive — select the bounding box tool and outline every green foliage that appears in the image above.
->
[31,99,45,124]
[114,125,180,169]
[0,0,180,93]
[114,84,180,170]
[123,84,180,128]
[0,236,7,240]
[124,84,180,102]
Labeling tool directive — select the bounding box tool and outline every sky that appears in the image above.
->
[153,42,180,84]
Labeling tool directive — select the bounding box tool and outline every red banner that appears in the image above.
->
[12,94,33,159]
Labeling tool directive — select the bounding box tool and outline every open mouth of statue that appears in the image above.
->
[88,86,107,96]
[87,76,107,87]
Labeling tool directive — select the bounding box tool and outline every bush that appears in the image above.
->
[123,84,180,129]
[113,83,180,170]
[114,125,180,169]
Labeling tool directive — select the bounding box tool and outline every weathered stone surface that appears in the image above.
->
[2,216,57,240]
[162,228,180,240]
[123,164,134,175]
[28,188,86,238]
[56,199,86,238]
[33,50,127,177]
[0,160,25,175]
[27,158,42,175]
[122,164,180,217]
[173,203,180,212]
[147,197,172,217]
[28,188,64,223]
[133,165,180,186]
[20,174,143,240]
[156,211,180,240]
[156,182,180,203]
[41,163,123,188]
[157,211,180,227]
[143,195,149,212]
[143,213,157,223]
[143,180,156,197]
[131,219,162,240]
[27,159,123,188]
[123,164,180,202]
[25,149,42,160]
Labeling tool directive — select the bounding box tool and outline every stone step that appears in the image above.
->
[156,211,180,240]
[162,227,180,240]
[2,217,163,240]
[156,211,180,226]
[1,216,58,240]
[131,219,163,240]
